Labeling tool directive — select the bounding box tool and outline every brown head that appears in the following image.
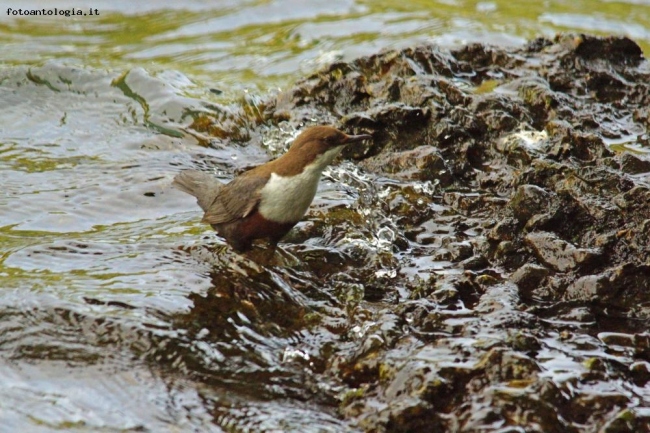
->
[289,126,371,154]
[274,125,371,173]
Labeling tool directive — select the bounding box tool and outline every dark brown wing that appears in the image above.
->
[201,171,270,225]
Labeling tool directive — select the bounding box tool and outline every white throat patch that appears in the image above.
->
[258,146,343,223]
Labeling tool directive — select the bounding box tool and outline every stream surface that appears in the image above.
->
[2,1,650,432]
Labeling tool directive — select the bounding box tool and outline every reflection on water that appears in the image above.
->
[2,0,650,431]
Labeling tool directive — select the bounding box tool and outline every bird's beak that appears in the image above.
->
[343,133,372,143]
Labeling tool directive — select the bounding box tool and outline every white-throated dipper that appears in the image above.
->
[173,125,372,252]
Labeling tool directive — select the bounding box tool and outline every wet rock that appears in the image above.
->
[565,263,650,309]
[619,153,650,174]
[564,273,609,300]
[460,254,489,270]
[613,185,650,216]
[495,126,550,164]
[472,94,525,133]
[511,264,550,298]
[473,347,540,382]
[573,35,644,65]
[488,217,520,242]
[599,332,635,347]
[630,361,650,385]
[492,240,527,269]
[343,104,431,154]
[634,334,650,361]
[614,220,650,263]
[557,306,595,323]
[525,231,601,273]
[508,184,556,224]
[359,145,452,185]
[446,240,473,261]
[384,186,432,213]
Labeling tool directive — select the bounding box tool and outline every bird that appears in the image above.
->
[173,125,372,252]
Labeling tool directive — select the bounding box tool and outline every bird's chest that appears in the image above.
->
[258,170,321,223]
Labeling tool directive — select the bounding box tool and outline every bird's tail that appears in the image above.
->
[172,170,223,212]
